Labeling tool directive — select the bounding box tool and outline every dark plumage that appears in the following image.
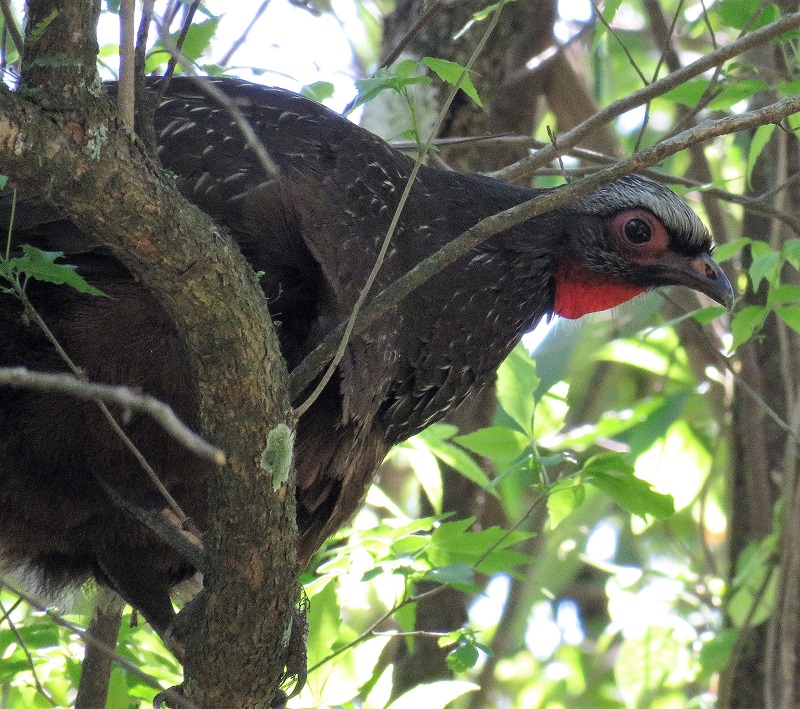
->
[0,77,732,635]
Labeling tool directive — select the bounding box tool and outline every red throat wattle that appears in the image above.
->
[554,260,646,320]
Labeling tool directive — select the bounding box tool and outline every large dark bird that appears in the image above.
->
[0,77,732,636]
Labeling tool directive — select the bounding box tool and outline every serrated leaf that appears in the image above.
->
[174,18,220,62]
[421,57,482,107]
[392,534,429,556]
[746,123,775,188]
[8,246,106,296]
[782,239,800,269]
[582,453,674,519]
[748,246,781,289]
[416,427,492,490]
[351,66,432,112]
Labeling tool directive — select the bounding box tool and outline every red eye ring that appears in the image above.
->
[608,209,669,264]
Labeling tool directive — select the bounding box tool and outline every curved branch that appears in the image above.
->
[491,13,800,183]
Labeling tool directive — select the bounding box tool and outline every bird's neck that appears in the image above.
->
[553,260,646,319]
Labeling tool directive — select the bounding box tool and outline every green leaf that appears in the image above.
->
[767,283,800,305]
[594,334,694,384]
[173,17,220,62]
[416,426,492,490]
[496,344,539,436]
[600,0,623,23]
[693,305,728,324]
[781,239,800,269]
[534,382,569,439]
[7,246,106,296]
[778,79,800,97]
[728,563,777,627]
[427,521,533,575]
[615,626,683,706]
[713,237,751,262]
[753,3,781,31]
[708,79,769,111]
[301,81,335,103]
[305,579,341,669]
[446,642,480,672]
[582,453,675,520]
[662,78,711,108]
[698,628,737,675]
[454,426,530,459]
[748,246,781,289]
[421,57,482,107]
[776,305,800,335]
[422,562,475,586]
[730,305,768,350]
[546,480,584,529]
[717,0,760,30]
[351,65,432,112]
[746,124,775,188]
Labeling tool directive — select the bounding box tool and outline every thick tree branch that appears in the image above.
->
[2,2,298,704]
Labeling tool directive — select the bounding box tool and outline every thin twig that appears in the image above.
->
[380,1,444,69]
[491,13,800,183]
[294,0,511,415]
[0,367,224,463]
[0,598,57,706]
[151,21,281,179]
[118,0,136,127]
[0,578,198,709]
[219,0,272,66]
[0,0,22,57]
[10,290,201,538]
[591,0,648,85]
[163,0,201,82]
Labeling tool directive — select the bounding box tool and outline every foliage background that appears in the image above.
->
[0,0,798,708]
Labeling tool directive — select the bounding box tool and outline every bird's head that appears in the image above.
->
[549,175,733,319]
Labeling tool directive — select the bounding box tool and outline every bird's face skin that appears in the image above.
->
[552,205,733,319]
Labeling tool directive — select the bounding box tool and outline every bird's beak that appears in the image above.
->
[652,251,734,309]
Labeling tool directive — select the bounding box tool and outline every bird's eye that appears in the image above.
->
[624,218,651,244]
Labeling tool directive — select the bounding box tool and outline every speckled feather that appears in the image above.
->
[0,77,724,633]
